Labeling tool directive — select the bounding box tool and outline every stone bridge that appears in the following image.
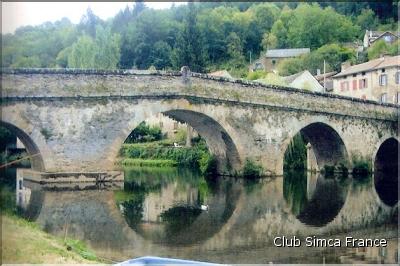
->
[1,68,398,175]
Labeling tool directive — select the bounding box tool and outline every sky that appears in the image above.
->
[1,2,185,34]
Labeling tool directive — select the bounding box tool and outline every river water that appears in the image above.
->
[1,167,398,264]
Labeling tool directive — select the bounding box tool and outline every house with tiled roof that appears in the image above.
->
[363,30,399,48]
[249,48,310,73]
[332,55,400,104]
[282,70,323,92]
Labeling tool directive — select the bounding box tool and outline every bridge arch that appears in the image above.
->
[373,137,398,206]
[0,121,45,171]
[281,121,349,172]
[115,108,242,174]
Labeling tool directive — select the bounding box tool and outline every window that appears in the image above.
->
[352,80,357,90]
[159,121,163,128]
[272,60,276,65]
[19,180,23,190]
[362,72,366,76]
[352,74,357,77]
[395,72,400,84]
[359,78,367,89]
[173,122,178,130]
[397,92,400,105]
[379,74,387,86]
[380,93,387,103]
[340,81,349,91]
[381,68,385,73]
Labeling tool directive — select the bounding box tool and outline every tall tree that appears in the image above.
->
[172,1,206,72]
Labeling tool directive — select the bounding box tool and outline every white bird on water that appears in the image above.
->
[200,204,209,211]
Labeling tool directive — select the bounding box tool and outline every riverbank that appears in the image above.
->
[119,138,217,175]
[1,214,103,264]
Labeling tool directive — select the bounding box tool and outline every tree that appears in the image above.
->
[78,7,103,38]
[356,9,378,33]
[261,32,278,51]
[67,35,97,68]
[132,1,146,17]
[277,3,360,49]
[270,19,288,48]
[226,32,245,67]
[367,39,399,60]
[172,2,206,72]
[94,25,121,69]
[151,41,172,69]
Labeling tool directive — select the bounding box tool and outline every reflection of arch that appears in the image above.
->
[0,121,45,171]
[374,137,398,206]
[283,122,348,170]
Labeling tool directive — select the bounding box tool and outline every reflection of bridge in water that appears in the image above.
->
[16,168,397,264]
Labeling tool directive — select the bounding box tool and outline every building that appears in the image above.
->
[282,70,324,92]
[332,55,400,104]
[363,30,399,48]
[314,71,338,92]
[249,48,310,72]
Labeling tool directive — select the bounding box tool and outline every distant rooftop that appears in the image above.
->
[208,70,233,79]
[265,48,310,58]
[333,55,400,78]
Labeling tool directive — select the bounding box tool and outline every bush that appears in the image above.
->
[351,154,372,178]
[284,133,307,170]
[125,122,163,143]
[247,70,266,80]
[242,159,263,179]
[199,153,218,176]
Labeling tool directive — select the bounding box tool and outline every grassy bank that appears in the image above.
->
[1,214,103,264]
[119,138,217,175]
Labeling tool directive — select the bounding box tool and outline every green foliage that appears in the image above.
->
[172,2,206,72]
[278,43,355,76]
[2,2,395,73]
[120,158,177,167]
[0,126,15,150]
[173,128,187,144]
[67,25,121,69]
[274,3,360,50]
[64,239,98,261]
[356,9,378,33]
[120,136,217,174]
[367,40,399,60]
[242,159,263,179]
[284,133,307,170]
[125,122,163,143]
[247,70,266,80]
[351,154,372,177]
[199,153,218,176]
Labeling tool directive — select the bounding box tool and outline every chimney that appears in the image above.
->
[317,69,321,75]
[341,61,351,72]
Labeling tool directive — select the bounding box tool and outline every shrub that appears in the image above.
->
[247,70,266,80]
[351,154,372,178]
[125,122,163,143]
[242,159,263,179]
[284,133,307,170]
[199,153,218,176]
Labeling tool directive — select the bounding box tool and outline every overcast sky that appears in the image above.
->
[2,2,185,34]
